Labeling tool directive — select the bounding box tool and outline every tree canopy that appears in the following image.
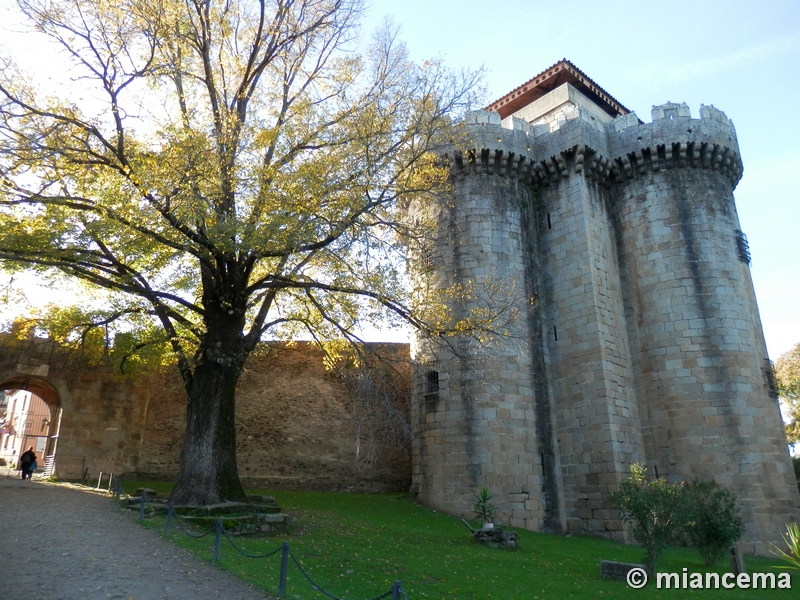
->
[0,0,486,504]
[776,342,800,448]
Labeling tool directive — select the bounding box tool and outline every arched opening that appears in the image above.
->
[0,377,62,477]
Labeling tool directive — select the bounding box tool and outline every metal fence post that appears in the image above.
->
[392,580,402,600]
[166,502,173,536]
[138,491,146,519]
[278,541,289,597]
[213,520,222,562]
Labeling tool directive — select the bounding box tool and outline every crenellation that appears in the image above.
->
[465,109,502,126]
[506,116,532,135]
[613,111,640,132]
[699,104,732,125]
[651,102,691,120]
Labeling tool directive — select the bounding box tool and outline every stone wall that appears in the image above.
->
[538,165,644,541]
[138,342,411,492]
[410,164,544,530]
[0,334,412,493]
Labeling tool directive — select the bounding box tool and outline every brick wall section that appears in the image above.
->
[612,165,799,555]
[55,374,156,478]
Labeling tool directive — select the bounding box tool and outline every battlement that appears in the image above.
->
[608,102,742,187]
[449,110,536,180]
[455,101,742,188]
[453,107,602,182]
[609,102,736,139]
[464,109,533,148]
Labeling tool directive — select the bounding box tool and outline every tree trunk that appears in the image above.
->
[169,323,248,505]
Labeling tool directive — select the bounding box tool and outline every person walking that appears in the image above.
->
[19,446,36,480]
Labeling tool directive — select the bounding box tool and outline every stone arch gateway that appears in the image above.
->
[0,334,157,480]
[1,376,63,473]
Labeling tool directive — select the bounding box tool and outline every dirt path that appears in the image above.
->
[0,474,273,600]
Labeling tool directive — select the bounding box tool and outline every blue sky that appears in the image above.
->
[365,0,800,360]
[1,0,798,361]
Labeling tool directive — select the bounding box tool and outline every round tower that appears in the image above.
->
[608,102,800,554]
[409,110,563,532]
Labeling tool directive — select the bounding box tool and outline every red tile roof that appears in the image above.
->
[486,59,632,119]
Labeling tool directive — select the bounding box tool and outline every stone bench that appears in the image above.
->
[600,560,646,580]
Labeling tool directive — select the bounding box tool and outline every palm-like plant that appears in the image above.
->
[472,486,497,528]
[772,523,800,570]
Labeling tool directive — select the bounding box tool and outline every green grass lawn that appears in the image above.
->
[121,482,797,599]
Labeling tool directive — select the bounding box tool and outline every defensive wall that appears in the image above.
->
[0,334,411,492]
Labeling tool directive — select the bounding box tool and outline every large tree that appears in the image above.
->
[776,343,800,448]
[0,0,484,504]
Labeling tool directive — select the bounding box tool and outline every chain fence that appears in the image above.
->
[115,483,410,600]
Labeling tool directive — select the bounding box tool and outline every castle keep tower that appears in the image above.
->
[410,60,800,554]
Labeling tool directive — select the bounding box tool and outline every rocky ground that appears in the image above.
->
[0,472,273,600]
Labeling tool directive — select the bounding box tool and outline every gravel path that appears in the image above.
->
[0,474,274,600]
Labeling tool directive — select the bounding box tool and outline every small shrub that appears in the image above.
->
[472,486,496,527]
[772,523,800,570]
[610,464,687,573]
[683,479,744,565]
